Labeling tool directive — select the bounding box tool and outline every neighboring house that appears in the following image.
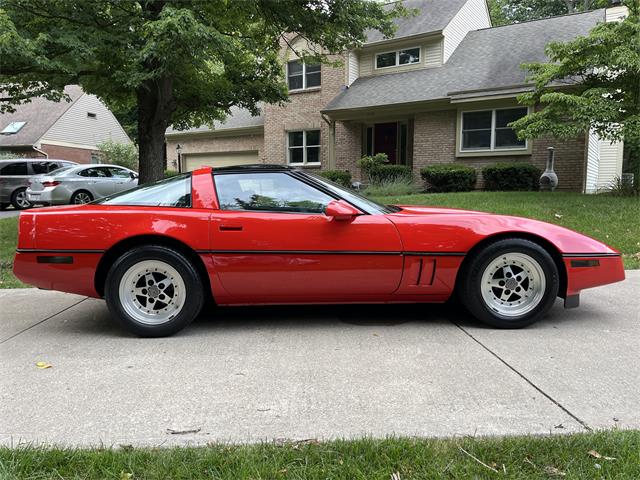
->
[0,85,131,163]
[165,0,625,192]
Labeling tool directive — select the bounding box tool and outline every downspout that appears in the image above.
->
[321,113,336,170]
[32,144,48,159]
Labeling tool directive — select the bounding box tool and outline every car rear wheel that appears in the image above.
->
[459,239,559,328]
[70,190,93,204]
[11,188,32,210]
[105,245,204,337]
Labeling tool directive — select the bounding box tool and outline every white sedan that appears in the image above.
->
[27,164,138,205]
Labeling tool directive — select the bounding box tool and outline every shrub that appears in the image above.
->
[482,163,541,191]
[164,169,181,178]
[369,165,413,185]
[98,140,139,171]
[420,164,477,192]
[356,153,387,172]
[363,177,418,197]
[318,169,352,188]
[0,152,24,160]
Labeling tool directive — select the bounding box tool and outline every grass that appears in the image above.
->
[372,191,640,269]
[0,191,637,288]
[1,430,638,479]
[0,216,27,288]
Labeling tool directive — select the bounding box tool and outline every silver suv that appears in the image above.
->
[0,159,77,210]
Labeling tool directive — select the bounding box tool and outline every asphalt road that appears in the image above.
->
[1,272,638,447]
[0,210,20,219]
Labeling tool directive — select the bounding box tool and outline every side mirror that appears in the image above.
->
[130,172,138,180]
[325,200,360,221]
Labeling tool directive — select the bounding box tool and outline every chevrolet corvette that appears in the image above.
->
[13,165,625,337]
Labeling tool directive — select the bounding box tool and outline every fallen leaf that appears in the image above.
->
[35,362,52,369]
[554,423,565,429]
[554,213,563,219]
[544,466,566,477]
[372,333,379,337]
[119,472,133,480]
[166,427,201,435]
[588,450,616,461]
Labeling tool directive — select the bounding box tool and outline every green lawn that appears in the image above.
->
[1,430,638,479]
[0,192,638,289]
[373,191,640,269]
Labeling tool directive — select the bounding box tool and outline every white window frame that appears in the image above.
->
[459,107,530,153]
[374,46,421,70]
[287,60,321,91]
[287,129,321,166]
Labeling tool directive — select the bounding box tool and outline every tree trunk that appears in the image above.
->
[137,76,175,184]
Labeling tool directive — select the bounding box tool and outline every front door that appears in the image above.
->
[210,171,403,302]
[374,122,398,164]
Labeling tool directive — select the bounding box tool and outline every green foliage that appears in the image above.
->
[318,169,352,188]
[164,170,181,178]
[0,152,24,160]
[369,165,413,185]
[420,164,477,192]
[512,1,640,155]
[97,140,138,171]
[487,0,607,26]
[482,163,541,191]
[356,153,387,173]
[363,177,418,197]
[605,176,639,196]
[0,1,407,183]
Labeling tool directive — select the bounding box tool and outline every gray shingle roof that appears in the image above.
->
[325,9,605,112]
[0,85,83,147]
[166,106,264,136]
[366,0,468,44]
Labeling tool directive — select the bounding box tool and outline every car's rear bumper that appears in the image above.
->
[563,254,625,305]
[27,187,71,205]
[13,250,102,297]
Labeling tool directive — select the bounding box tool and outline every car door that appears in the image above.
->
[0,161,30,202]
[107,167,138,193]
[210,171,403,301]
[78,166,114,197]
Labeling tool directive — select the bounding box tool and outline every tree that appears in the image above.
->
[488,0,607,26]
[97,140,139,171]
[511,0,640,183]
[0,1,405,183]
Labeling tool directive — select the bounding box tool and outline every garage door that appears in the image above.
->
[183,151,259,171]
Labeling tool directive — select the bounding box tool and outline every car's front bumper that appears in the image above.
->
[562,254,625,307]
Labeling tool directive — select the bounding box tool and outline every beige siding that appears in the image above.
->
[585,130,624,193]
[347,51,359,86]
[41,93,130,148]
[443,0,491,62]
[358,37,443,77]
[585,130,600,193]
[606,6,628,22]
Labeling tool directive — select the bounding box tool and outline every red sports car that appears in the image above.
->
[14,165,625,337]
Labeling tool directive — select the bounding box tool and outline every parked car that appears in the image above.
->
[14,165,625,337]
[27,164,138,205]
[0,159,77,210]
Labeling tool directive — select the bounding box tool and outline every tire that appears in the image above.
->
[70,190,93,205]
[10,188,32,210]
[459,238,559,328]
[105,245,204,337]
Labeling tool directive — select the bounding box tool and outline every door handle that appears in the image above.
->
[219,225,243,231]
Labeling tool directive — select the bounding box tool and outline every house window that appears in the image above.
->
[375,47,420,69]
[461,107,528,151]
[1,121,26,134]
[287,60,321,91]
[288,130,321,165]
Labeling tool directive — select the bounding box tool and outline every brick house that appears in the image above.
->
[165,0,627,193]
[0,85,131,163]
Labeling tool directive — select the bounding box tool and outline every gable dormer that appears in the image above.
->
[347,0,491,84]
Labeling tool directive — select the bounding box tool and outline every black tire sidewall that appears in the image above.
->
[461,239,559,328]
[11,188,31,210]
[105,245,204,337]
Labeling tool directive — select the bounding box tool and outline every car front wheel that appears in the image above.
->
[105,245,204,337]
[459,238,559,328]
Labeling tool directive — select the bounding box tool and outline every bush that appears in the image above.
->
[482,163,541,191]
[420,164,477,192]
[363,177,418,197]
[98,140,139,171]
[318,169,352,188]
[356,153,387,173]
[0,152,24,160]
[369,164,413,185]
[164,169,181,178]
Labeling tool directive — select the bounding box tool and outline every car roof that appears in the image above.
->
[0,158,76,164]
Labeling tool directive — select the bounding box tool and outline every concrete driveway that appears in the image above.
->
[1,272,638,447]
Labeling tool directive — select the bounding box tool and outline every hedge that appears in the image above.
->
[420,164,477,192]
[482,163,541,191]
[318,169,352,188]
[368,164,413,185]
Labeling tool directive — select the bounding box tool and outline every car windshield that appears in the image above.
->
[94,173,191,208]
[47,166,74,176]
[305,172,400,215]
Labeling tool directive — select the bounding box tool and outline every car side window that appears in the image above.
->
[108,167,131,178]
[95,174,191,207]
[31,162,50,174]
[214,172,333,214]
[0,162,28,176]
[79,167,111,178]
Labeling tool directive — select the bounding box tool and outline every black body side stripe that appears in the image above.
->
[196,250,467,256]
[37,256,74,264]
